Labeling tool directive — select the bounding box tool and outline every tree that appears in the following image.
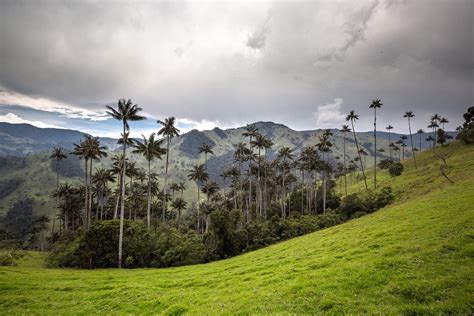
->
[456,106,474,144]
[106,99,145,268]
[440,117,449,131]
[92,168,114,221]
[201,181,219,232]
[157,117,180,218]
[346,110,368,189]
[49,147,67,235]
[316,130,333,213]
[242,125,259,222]
[198,143,214,174]
[417,129,424,151]
[386,125,394,160]
[369,99,382,189]
[399,135,408,160]
[404,111,417,168]
[340,125,351,196]
[437,128,447,146]
[277,146,294,218]
[132,133,166,230]
[187,164,208,233]
[171,197,187,227]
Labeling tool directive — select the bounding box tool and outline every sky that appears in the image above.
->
[0,0,472,137]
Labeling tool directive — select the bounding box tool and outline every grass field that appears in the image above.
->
[1,142,473,314]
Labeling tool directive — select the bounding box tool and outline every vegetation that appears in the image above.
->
[0,141,472,313]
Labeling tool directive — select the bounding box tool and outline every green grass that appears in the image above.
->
[1,142,473,314]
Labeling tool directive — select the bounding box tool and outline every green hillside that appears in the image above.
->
[1,142,473,314]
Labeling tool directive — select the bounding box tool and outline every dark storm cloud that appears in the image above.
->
[0,0,472,135]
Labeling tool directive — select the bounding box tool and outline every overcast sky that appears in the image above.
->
[0,0,472,137]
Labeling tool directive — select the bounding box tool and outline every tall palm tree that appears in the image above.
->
[72,139,89,229]
[198,143,214,174]
[171,197,187,227]
[346,110,368,189]
[157,117,180,216]
[386,125,394,160]
[50,147,67,234]
[242,125,259,221]
[417,129,424,152]
[187,164,208,233]
[428,119,439,156]
[92,168,114,221]
[399,135,408,160]
[106,98,145,268]
[440,117,449,131]
[277,146,293,218]
[369,99,382,189]
[250,133,266,217]
[316,130,333,213]
[201,181,219,232]
[178,182,186,199]
[404,111,417,168]
[431,114,441,156]
[132,133,166,230]
[85,136,107,227]
[340,125,351,196]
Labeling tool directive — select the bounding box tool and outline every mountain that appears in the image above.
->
[1,141,472,314]
[0,121,456,217]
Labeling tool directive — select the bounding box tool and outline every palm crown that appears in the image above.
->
[106,99,145,130]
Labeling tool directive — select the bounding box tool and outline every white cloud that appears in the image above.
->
[313,98,346,128]
[177,118,221,133]
[0,112,61,129]
[0,90,108,121]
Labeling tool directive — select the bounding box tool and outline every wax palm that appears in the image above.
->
[440,117,449,130]
[340,125,351,196]
[171,197,187,227]
[346,110,368,189]
[50,147,67,234]
[243,125,259,222]
[402,112,416,168]
[157,117,180,216]
[187,164,209,233]
[250,132,267,216]
[198,143,214,173]
[369,99,382,189]
[132,133,166,229]
[417,129,424,151]
[277,146,294,218]
[399,135,408,160]
[201,180,219,232]
[85,136,107,227]
[386,124,394,160]
[92,168,114,221]
[106,98,145,268]
[316,133,333,213]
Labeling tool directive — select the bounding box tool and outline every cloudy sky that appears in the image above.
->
[0,0,472,137]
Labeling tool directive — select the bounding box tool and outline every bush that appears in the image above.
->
[456,106,474,144]
[388,162,404,177]
[339,187,394,219]
[378,159,394,170]
[0,249,25,266]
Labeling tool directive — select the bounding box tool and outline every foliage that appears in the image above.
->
[339,187,393,219]
[378,158,394,170]
[0,178,23,200]
[456,106,474,144]
[0,249,25,266]
[388,162,404,177]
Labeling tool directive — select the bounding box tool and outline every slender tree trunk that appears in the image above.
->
[351,121,368,189]
[197,186,200,234]
[419,134,422,152]
[88,159,93,228]
[408,118,417,168]
[301,170,304,214]
[147,160,151,230]
[162,136,171,222]
[84,158,88,229]
[343,132,347,196]
[118,122,126,269]
[114,174,120,219]
[374,107,377,189]
[52,165,59,236]
[389,130,392,160]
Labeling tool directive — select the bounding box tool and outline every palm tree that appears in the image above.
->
[369,99,382,189]
[340,125,351,196]
[277,146,294,218]
[417,129,424,151]
[428,120,439,156]
[157,117,180,216]
[346,110,368,189]
[404,111,417,168]
[49,147,67,234]
[386,125,394,160]
[86,136,107,227]
[187,164,208,233]
[399,135,408,160]
[243,125,259,221]
[198,143,214,174]
[106,98,145,268]
[201,181,219,232]
[178,182,186,199]
[132,133,166,230]
[71,139,89,229]
[440,117,449,130]
[316,130,333,213]
[171,197,187,227]
[250,133,267,217]
[92,168,114,221]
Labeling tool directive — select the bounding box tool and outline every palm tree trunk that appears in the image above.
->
[197,186,200,234]
[84,158,88,229]
[88,159,93,228]
[301,170,304,214]
[118,122,126,269]
[374,107,377,189]
[163,136,170,222]
[147,160,151,230]
[343,133,347,196]
[389,130,392,160]
[408,118,417,168]
[351,120,368,189]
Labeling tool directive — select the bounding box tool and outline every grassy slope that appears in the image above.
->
[0,142,473,314]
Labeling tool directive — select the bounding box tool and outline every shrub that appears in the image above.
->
[456,106,474,144]
[388,162,404,177]
[0,249,25,266]
[378,159,394,170]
